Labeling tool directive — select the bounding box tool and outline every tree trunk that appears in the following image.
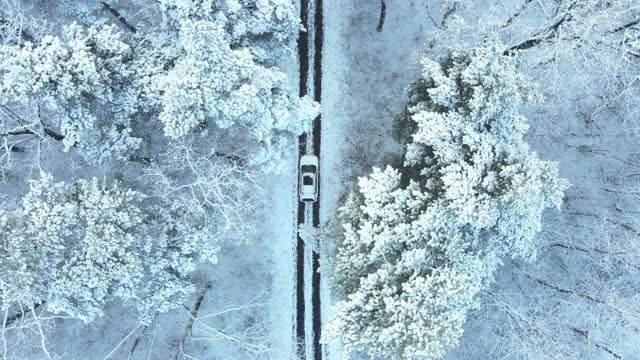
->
[4,303,43,326]
[101,2,137,34]
[376,0,386,32]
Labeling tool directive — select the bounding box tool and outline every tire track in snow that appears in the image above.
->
[296,0,310,356]
[311,0,324,357]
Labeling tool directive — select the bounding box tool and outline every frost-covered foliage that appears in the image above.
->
[402,43,570,262]
[325,167,482,359]
[326,43,569,359]
[0,163,256,324]
[0,23,141,163]
[0,174,145,322]
[159,0,300,50]
[0,0,317,172]
[430,0,640,128]
[144,0,317,172]
[0,0,308,357]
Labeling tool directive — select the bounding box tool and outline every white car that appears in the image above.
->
[299,155,319,202]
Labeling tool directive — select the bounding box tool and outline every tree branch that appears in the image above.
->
[376,0,387,32]
[440,1,459,29]
[0,105,64,141]
[0,17,35,43]
[569,326,622,359]
[101,2,137,34]
[502,0,535,28]
[506,14,572,53]
[505,2,578,54]
[3,302,43,327]
[175,283,212,359]
[0,128,64,142]
[612,18,640,33]
[103,325,143,360]
[522,273,605,304]
[209,151,246,164]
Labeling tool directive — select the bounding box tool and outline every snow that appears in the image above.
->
[1,0,639,359]
[319,0,434,358]
[266,157,298,358]
[0,0,309,358]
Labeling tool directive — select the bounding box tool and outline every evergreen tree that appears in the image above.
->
[326,43,569,359]
[0,23,140,163]
[0,174,146,322]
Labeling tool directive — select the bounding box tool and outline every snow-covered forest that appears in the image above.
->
[322,0,640,359]
[1,0,639,359]
[0,0,317,358]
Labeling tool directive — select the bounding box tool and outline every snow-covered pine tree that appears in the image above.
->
[0,174,146,322]
[0,171,222,324]
[326,42,569,359]
[0,23,141,163]
[324,166,482,359]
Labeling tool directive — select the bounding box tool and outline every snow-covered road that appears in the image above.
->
[295,0,324,358]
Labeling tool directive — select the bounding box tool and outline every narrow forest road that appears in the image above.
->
[296,0,323,358]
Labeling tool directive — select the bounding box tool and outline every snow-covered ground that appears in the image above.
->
[266,159,298,359]
[321,0,431,186]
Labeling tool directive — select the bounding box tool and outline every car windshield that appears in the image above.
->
[301,165,316,173]
[303,176,314,185]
